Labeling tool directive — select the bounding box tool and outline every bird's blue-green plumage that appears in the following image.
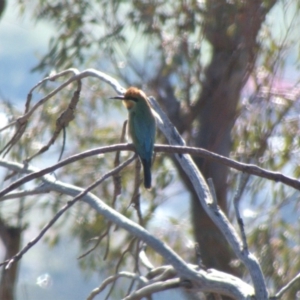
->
[119,87,156,189]
[128,102,155,188]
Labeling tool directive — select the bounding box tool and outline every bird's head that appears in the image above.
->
[110,87,150,111]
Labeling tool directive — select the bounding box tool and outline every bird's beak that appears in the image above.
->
[110,95,125,100]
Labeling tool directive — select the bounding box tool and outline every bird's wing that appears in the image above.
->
[130,114,155,159]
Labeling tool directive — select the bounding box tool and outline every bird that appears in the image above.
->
[110,87,156,189]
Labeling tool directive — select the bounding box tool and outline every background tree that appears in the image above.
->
[0,0,300,299]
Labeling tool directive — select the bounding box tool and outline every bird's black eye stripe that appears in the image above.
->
[127,97,138,102]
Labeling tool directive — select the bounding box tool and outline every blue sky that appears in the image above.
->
[0,2,53,103]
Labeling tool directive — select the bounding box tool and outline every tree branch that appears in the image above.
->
[0,68,125,133]
[233,173,249,251]
[0,68,126,155]
[149,96,268,299]
[123,278,180,300]
[0,184,52,201]
[273,271,300,299]
[86,271,148,300]
[1,143,300,200]
[0,159,254,299]
[1,155,136,270]
[1,68,297,298]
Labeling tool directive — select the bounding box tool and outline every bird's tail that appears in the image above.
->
[141,158,152,189]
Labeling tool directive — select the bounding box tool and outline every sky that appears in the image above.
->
[0,2,53,102]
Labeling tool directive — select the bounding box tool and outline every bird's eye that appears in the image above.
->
[128,97,138,102]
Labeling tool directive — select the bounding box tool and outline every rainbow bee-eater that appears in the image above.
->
[110,87,156,189]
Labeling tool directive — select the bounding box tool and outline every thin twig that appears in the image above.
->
[194,243,205,269]
[233,173,249,251]
[139,244,154,271]
[147,265,178,283]
[126,240,142,295]
[58,126,67,162]
[131,158,143,225]
[77,226,110,260]
[273,272,300,299]
[0,184,52,201]
[0,68,124,156]
[122,278,180,300]
[103,229,111,261]
[0,118,28,156]
[105,237,137,300]
[26,80,82,162]
[0,69,125,133]
[113,120,128,198]
[86,271,148,300]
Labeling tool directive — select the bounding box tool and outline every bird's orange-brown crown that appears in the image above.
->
[123,87,149,109]
[125,87,147,100]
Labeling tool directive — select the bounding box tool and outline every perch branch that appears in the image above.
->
[1,143,300,200]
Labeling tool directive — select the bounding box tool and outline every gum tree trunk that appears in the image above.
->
[0,220,21,300]
[190,0,276,275]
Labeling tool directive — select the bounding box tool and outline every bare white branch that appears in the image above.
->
[274,271,300,299]
[1,69,288,298]
[0,159,254,299]
[149,96,268,299]
[86,271,148,300]
[122,278,180,300]
[139,244,155,270]
[0,184,51,201]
